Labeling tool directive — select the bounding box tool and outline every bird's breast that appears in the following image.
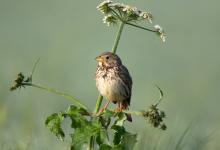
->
[96,69,125,102]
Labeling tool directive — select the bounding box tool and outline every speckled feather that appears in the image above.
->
[95,52,132,109]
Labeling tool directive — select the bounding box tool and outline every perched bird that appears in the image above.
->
[95,52,132,121]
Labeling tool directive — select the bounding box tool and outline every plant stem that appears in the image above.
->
[93,21,125,114]
[123,110,143,116]
[90,21,125,149]
[23,83,88,110]
[126,22,156,33]
[112,21,125,53]
[88,136,94,150]
[94,95,103,114]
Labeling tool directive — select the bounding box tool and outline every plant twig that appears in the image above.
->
[154,84,164,107]
[88,136,94,150]
[91,20,125,150]
[30,58,40,80]
[93,21,125,114]
[112,21,125,53]
[126,22,156,33]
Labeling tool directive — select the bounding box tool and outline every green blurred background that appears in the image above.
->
[0,0,220,149]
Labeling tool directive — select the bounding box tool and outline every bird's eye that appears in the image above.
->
[106,56,109,59]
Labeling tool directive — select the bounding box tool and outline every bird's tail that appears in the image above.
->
[122,101,132,122]
[126,113,132,122]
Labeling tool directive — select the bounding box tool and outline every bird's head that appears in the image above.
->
[95,52,122,67]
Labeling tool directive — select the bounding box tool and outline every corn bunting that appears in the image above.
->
[95,52,132,121]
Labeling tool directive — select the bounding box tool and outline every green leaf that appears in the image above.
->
[111,125,137,150]
[45,112,65,141]
[66,105,89,128]
[96,129,108,145]
[111,125,126,145]
[67,105,79,115]
[99,116,111,129]
[114,112,127,126]
[120,133,137,150]
[99,144,112,150]
[78,107,90,116]
[104,109,115,118]
[71,121,102,149]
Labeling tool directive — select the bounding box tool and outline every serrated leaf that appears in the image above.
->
[45,112,65,141]
[71,122,102,149]
[96,129,108,145]
[67,105,79,115]
[114,112,127,126]
[120,133,137,150]
[66,105,89,128]
[99,144,112,150]
[111,133,137,150]
[99,116,111,129]
[104,109,115,118]
[78,107,90,116]
[111,125,126,145]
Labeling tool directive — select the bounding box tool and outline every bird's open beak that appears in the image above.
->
[95,56,103,62]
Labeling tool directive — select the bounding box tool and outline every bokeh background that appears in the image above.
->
[0,0,220,149]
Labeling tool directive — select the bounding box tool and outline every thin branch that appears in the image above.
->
[94,95,104,114]
[112,21,125,53]
[126,22,156,33]
[30,58,40,80]
[154,84,164,107]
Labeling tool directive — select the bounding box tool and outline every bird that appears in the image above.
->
[95,52,132,122]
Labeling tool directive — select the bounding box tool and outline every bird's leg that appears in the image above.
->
[98,101,110,114]
[114,102,122,112]
[119,102,123,112]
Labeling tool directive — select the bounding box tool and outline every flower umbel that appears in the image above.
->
[97,0,113,14]
[139,12,153,23]
[97,1,154,25]
[97,1,166,42]
[122,5,137,14]
[154,25,166,42]
[103,14,117,26]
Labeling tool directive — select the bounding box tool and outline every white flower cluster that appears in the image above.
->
[154,25,166,42]
[97,0,166,42]
[97,0,153,25]
[103,15,117,26]
[97,0,113,14]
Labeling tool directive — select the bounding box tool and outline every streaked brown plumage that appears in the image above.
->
[95,52,132,121]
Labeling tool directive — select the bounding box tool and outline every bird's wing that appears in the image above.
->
[118,65,132,104]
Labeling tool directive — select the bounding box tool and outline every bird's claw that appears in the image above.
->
[114,107,122,113]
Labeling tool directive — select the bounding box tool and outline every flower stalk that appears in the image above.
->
[94,21,125,114]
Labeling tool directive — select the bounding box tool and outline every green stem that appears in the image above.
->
[126,22,156,33]
[24,83,88,110]
[112,21,125,53]
[123,110,143,116]
[90,21,125,149]
[88,136,94,150]
[93,21,125,114]
[94,95,104,114]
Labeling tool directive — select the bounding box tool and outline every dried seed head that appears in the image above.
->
[160,123,167,130]
[10,73,25,91]
[143,105,167,130]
